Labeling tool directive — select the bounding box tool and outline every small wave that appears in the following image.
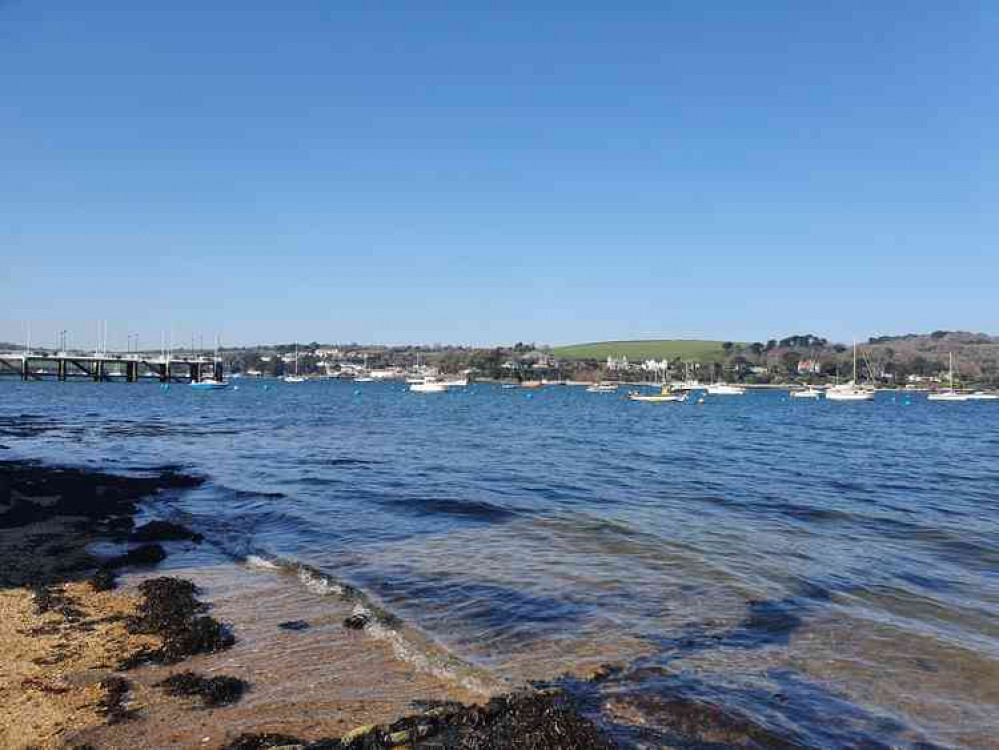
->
[245,554,280,570]
[237,554,503,695]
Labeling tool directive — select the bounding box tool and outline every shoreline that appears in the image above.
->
[0,460,618,750]
[4,458,936,749]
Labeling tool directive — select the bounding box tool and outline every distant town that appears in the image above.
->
[3,331,997,388]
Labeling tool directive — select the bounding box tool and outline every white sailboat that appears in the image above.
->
[927,354,969,401]
[826,343,875,401]
[284,345,306,383]
[191,336,229,390]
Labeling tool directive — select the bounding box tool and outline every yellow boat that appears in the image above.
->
[627,385,687,403]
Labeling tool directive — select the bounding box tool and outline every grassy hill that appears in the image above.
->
[553,339,736,362]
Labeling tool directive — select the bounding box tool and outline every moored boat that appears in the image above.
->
[826,343,875,401]
[410,377,447,393]
[927,354,970,401]
[628,385,686,403]
[191,378,229,390]
[790,386,823,399]
[586,382,618,393]
[706,383,745,396]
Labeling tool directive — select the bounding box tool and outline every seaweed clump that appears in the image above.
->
[220,733,305,750]
[122,577,234,666]
[96,676,135,724]
[32,585,84,620]
[156,671,248,707]
[219,689,616,750]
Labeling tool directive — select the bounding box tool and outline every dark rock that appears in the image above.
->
[343,613,370,630]
[278,619,311,631]
[130,520,204,543]
[105,543,167,569]
[89,568,117,592]
[156,670,249,707]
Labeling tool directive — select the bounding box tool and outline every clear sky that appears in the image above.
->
[1,1,995,349]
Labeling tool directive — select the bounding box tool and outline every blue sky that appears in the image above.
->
[1,2,995,348]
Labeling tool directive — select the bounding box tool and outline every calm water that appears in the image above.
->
[3,380,998,748]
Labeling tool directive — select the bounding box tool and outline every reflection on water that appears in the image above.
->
[3,380,999,747]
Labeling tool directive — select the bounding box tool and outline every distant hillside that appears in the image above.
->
[553,340,735,362]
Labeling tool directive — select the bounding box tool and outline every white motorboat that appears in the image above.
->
[410,377,447,393]
[927,354,970,401]
[354,376,375,383]
[790,386,823,399]
[191,378,228,390]
[706,383,745,396]
[968,391,999,401]
[586,382,619,393]
[628,385,687,403]
[442,377,469,388]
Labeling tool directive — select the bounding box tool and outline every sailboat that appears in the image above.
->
[284,345,306,383]
[927,353,969,401]
[826,343,875,401]
[191,336,229,390]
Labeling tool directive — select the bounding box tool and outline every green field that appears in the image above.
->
[553,339,737,362]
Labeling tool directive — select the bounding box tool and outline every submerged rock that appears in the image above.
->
[105,543,167,569]
[130,520,204,543]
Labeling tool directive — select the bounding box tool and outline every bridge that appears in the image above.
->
[0,353,223,383]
